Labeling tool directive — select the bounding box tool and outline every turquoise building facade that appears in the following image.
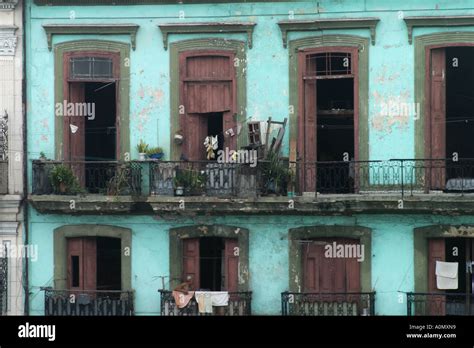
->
[25,0,474,316]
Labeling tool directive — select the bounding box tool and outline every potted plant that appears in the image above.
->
[173,169,207,196]
[39,151,47,161]
[137,140,149,161]
[146,147,164,160]
[261,150,289,196]
[49,164,82,194]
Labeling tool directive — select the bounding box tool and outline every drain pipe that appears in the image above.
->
[21,0,29,316]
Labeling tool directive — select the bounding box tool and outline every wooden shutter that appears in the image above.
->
[83,238,97,291]
[65,82,86,161]
[303,241,323,292]
[303,238,361,294]
[67,237,97,291]
[428,238,446,315]
[298,51,318,193]
[429,48,446,190]
[182,238,200,290]
[223,239,239,292]
[180,52,237,161]
[67,238,84,290]
[64,82,86,187]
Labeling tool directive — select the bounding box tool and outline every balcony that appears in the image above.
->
[159,290,252,316]
[42,288,134,316]
[281,292,376,316]
[407,292,474,316]
[0,252,7,315]
[29,158,474,215]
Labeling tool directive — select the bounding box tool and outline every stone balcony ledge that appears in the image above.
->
[28,193,474,215]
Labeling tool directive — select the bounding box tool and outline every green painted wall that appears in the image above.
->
[27,209,474,315]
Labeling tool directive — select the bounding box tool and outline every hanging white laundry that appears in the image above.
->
[195,292,213,314]
[210,291,229,306]
[435,261,458,290]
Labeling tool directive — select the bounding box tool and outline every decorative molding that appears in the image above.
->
[158,22,256,50]
[34,0,302,5]
[404,15,474,44]
[0,26,18,56]
[42,24,139,51]
[0,222,19,235]
[278,17,380,48]
[0,0,18,10]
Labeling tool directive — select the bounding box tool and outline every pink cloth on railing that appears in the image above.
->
[172,290,195,308]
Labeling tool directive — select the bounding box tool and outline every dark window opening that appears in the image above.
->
[199,237,224,291]
[446,47,474,181]
[70,57,113,80]
[83,82,117,193]
[84,82,116,161]
[96,237,121,291]
[206,112,224,157]
[316,78,355,193]
[445,238,467,295]
[71,256,80,288]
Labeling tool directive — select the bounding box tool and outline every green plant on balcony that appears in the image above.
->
[137,140,149,161]
[173,168,207,196]
[107,163,133,196]
[146,147,164,160]
[261,150,289,196]
[49,164,83,195]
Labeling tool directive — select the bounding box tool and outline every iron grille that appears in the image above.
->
[0,247,8,315]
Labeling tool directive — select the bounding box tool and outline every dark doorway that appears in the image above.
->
[199,237,224,291]
[298,48,358,194]
[67,236,121,291]
[316,78,354,162]
[84,82,116,161]
[446,47,474,183]
[96,237,121,291]
[206,112,224,156]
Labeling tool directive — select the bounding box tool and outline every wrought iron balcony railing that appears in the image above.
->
[150,161,259,198]
[32,160,142,195]
[159,290,252,316]
[296,158,474,196]
[407,292,474,316]
[31,158,474,198]
[281,291,376,316]
[0,251,7,315]
[42,288,134,316]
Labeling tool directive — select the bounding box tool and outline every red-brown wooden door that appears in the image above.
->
[179,51,237,161]
[303,238,361,293]
[427,48,446,190]
[67,237,97,291]
[223,239,239,292]
[182,238,200,290]
[428,238,446,315]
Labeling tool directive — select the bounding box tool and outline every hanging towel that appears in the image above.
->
[210,291,229,306]
[195,292,213,314]
[435,261,458,290]
[172,290,195,309]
